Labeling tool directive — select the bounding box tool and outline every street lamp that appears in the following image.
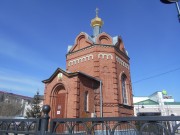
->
[160,0,180,22]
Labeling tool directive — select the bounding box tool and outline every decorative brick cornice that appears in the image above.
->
[67,45,95,56]
[103,103,119,107]
[68,52,113,67]
[116,56,129,70]
[95,102,119,107]
[118,103,134,109]
[66,44,114,56]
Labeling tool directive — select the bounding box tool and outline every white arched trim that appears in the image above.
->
[68,54,93,66]
[98,53,113,60]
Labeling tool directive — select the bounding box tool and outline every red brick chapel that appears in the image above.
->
[43,9,134,119]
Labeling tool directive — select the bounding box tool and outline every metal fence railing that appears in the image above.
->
[49,116,180,135]
[0,105,180,135]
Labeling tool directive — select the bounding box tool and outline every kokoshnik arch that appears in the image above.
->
[43,9,134,119]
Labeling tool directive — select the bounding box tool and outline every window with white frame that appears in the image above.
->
[121,74,128,105]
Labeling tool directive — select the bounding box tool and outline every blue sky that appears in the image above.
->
[0,1,180,101]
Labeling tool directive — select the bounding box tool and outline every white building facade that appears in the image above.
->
[134,91,180,116]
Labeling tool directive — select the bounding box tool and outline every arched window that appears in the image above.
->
[84,91,89,111]
[121,74,128,105]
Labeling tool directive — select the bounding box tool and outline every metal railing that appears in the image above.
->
[50,116,180,135]
[0,118,40,135]
[0,105,180,135]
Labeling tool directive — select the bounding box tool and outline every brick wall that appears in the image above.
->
[43,32,134,118]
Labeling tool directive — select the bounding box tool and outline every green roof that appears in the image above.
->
[164,102,180,105]
[134,99,159,105]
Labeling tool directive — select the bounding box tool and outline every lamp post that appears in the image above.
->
[160,0,180,22]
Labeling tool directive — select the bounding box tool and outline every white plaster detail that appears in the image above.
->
[98,53,113,60]
[68,54,93,66]
[116,56,129,70]
[57,73,63,81]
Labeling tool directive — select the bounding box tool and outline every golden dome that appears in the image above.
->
[91,8,104,27]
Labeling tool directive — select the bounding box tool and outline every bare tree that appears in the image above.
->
[0,102,23,117]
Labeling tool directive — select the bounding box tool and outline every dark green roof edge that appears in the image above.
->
[164,102,180,105]
[134,99,159,105]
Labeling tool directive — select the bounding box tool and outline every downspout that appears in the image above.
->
[100,80,103,117]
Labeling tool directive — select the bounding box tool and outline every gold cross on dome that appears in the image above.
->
[96,8,99,17]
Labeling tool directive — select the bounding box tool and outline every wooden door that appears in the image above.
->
[55,93,66,133]
[55,93,66,118]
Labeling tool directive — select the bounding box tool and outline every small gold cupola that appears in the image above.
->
[91,8,103,27]
[91,8,104,37]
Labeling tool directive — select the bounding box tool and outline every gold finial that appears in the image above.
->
[96,8,99,17]
[91,8,103,27]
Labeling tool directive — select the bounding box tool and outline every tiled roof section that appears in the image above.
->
[134,99,159,105]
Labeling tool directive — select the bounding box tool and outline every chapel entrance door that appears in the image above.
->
[55,93,66,133]
[55,93,66,118]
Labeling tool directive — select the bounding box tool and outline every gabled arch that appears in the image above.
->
[115,36,126,54]
[96,32,113,45]
[50,83,68,119]
[51,83,67,96]
[69,32,93,52]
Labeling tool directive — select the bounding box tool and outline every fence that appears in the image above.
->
[0,105,180,135]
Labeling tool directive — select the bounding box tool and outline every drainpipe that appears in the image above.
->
[99,80,103,117]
